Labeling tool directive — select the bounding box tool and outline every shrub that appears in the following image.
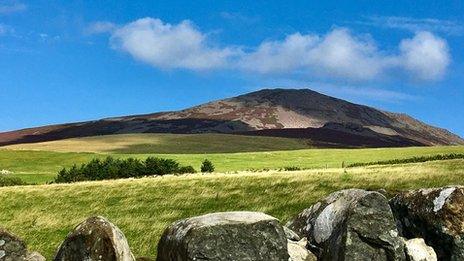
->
[201,159,215,173]
[118,158,145,178]
[178,166,196,174]
[145,157,180,176]
[283,166,301,171]
[54,156,195,183]
[0,175,26,187]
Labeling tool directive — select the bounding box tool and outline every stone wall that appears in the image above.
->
[2,186,463,260]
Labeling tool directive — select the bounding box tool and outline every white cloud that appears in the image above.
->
[110,18,239,70]
[363,16,463,35]
[303,29,384,80]
[85,21,116,35]
[105,17,450,81]
[239,29,449,81]
[0,1,26,14]
[239,33,319,74]
[240,29,387,80]
[399,31,450,80]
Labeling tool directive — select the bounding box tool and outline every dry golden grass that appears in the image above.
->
[0,159,463,259]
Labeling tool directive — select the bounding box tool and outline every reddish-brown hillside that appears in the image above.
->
[1,88,462,147]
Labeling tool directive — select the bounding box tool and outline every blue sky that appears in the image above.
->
[0,0,463,136]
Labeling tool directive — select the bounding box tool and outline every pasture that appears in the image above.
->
[1,143,464,183]
[0,159,463,258]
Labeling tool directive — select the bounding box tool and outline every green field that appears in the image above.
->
[1,145,464,183]
[1,159,463,259]
[2,134,464,258]
[2,133,311,154]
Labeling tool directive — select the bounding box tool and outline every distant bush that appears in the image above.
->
[0,175,26,187]
[348,153,464,168]
[282,166,301,171]
[178,166,196,174]
[145,157,180,176]
[54,156,196,183]
[201,159,215,173]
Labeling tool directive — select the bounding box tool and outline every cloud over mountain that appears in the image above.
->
[110,18,238,70]
[399,31,450,80]
[105,17,450,81]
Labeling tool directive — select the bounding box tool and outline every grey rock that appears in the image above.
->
[284,226,301,241]
[287,189,405,260]
[54,216,135,261]
[0,228,27,261]
[287,238,317,261]
[0,228,44,261]
[156,211,289,261]
[404,238,437,261]
[390,186,464,261]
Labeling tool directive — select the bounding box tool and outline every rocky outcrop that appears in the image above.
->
[54,216,135,261]
[156,211,289,261]
[286,189,405,260]
[390,186,464,260]
[404,238,437,261]
[0,228,45,261]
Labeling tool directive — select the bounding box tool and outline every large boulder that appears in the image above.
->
[156,211,289,261]
[390,186,464,260]
[404,238,437,261]
[286,189,405,260]
[54,216,135,261]
[0,228,45,261]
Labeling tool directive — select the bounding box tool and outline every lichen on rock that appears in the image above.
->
[0,228,45,261]
[156,211,290,261]
[390,186,464,260]
[287,189,406,260]
[54,216,135,261]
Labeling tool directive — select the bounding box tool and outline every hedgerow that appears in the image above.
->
[347,153,464,168]
[54,156,196,183]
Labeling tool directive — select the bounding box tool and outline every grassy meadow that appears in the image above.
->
[1,133,464,258]
[0,159,463,258]
[1,144,464,183]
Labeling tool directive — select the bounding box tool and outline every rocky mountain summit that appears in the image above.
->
[2,186,462,260]
[1,89,462,147]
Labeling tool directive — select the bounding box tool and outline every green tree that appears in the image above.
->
[201,159,215,173]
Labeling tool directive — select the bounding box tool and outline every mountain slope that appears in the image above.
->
[1,88,462,147]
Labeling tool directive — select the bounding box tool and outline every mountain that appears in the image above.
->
[1,88,463,148]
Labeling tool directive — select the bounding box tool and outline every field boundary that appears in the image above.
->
[347,153,464,168]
